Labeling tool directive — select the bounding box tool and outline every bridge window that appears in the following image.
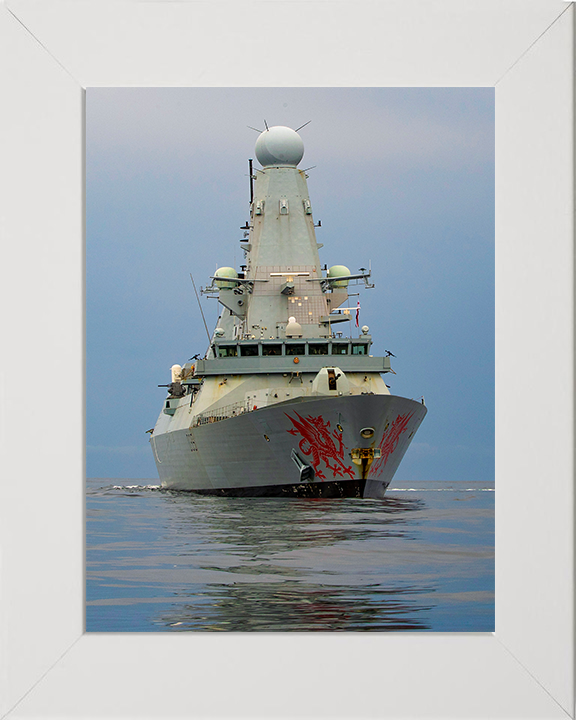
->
[262,344,282,356]
[309,343,329,355]
[240,344,259,357]
[332,343,349,355]
[285,343,305,356]
[217,345,237,358]
[351,343,367,355]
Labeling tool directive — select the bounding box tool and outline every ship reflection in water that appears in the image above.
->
[166,581,432,632]
[86,478,494,632]
[160,493,431,632]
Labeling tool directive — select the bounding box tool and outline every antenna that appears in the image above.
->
[247,125,262,133]
[190,273,212,345]
[263,119,269,131]
[295,120,312,132]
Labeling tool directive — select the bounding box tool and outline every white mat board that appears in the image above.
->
[0,1,573,718]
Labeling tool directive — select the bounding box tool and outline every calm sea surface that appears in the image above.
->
[86,478,494,632]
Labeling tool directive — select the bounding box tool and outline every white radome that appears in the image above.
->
[285,316,303,337]
[255,126,304,167]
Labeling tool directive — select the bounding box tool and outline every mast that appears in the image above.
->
[211,126,352,342]
[243,126,336,339]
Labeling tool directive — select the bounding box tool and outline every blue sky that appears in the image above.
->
[86,87,494,482]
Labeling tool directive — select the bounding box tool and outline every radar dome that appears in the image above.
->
[214,267,238,289]
[327,265,351,288]
[285,316,303,337]
[255,126,304,167]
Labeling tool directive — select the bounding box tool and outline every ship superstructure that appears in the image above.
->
[150,125,426,498]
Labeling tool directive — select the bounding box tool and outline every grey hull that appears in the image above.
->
[151,394,426,498]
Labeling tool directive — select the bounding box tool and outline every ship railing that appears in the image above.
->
[193,400,249,427]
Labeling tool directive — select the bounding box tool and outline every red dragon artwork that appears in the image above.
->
[285,411,355,480]
[370,411,414,478]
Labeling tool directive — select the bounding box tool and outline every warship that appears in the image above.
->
[150,125,426,498]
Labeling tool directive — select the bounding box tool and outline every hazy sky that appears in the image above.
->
[86,87,494,482]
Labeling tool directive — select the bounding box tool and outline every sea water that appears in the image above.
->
[86,478,494,632]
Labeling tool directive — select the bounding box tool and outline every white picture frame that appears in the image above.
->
[0,1,573,718]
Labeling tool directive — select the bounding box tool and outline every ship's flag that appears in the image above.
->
[355,300,360,328]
